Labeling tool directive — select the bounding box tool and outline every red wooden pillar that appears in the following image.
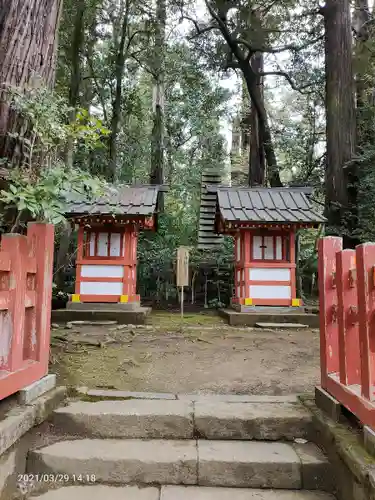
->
[318,237,342,386]
[356,243,375,400]
[75,226,84,296]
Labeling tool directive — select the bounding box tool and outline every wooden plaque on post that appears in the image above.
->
[176,247,189,317]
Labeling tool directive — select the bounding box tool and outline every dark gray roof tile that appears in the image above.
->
[215,187,326,224]
[65,185,163,217]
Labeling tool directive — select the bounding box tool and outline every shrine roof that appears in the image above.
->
[65,184,165,218]
[209,185,326,225]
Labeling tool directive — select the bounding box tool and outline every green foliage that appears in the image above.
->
[1,87,108,227]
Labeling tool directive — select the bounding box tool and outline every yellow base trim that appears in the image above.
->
[292,298,301,307]
[120,295,129,303]
[71,294,80,303]
[244,298,253,306]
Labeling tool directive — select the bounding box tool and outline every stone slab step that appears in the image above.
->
[32,485,159,500]
[27,439,332,490]
[162,486,336,499]
[31,485,336,500]
[255,323,308,329]
[53,399,313,440]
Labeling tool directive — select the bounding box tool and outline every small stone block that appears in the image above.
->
[314,386,342,422]
[53,399,194,438]
[255,322,308,329]
[197,440,301,488]
[18,374,57,405]
[293,442,334,491]
[194,401,312,441]
[364,426,375,458]
[28,439,198,485]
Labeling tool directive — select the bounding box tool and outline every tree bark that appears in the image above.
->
[109,0,130,183]
[56,0,85,292]
[249,52,265,186]
[0,0,63,166]
[241,61,282,187]
[323,0,356,245]
[150,0,166,209]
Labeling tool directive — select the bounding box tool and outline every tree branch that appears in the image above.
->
[85,52,109,123]
[258,70,323,93]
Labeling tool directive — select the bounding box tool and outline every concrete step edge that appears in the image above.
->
[27,439,333,491]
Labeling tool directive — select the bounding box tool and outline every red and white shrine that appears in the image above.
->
[65,185,163,308]
[206,186,325,308]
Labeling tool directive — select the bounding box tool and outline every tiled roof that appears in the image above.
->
[198,171,224,250]
[65,185,163,217]
[213,186,326,224]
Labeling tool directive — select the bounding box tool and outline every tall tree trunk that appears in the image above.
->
[323,0,356,247]
[150,0,166,209]
[241,62,282,187]
[56,0,85,291]
[249,52,265,186]
[353,0,371,148]
[109,0,130,183]
[0,0,63,167]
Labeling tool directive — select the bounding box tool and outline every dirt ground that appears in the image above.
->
[50,311,321,396]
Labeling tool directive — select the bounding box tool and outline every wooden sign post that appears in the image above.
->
[176,246,189,318]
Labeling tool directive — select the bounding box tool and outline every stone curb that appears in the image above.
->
[0,386,67,457]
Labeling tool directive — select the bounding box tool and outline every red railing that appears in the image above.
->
[0,223,54,401]
[318,237,375,430]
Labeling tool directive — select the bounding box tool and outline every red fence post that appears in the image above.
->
[318,237,342,387]
[0,234,28,373]
[27,223,54,373]
[336,249,361,386]
[356,243,375,401]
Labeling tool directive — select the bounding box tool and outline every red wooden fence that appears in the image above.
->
[318,237,375,430]
[0,223,54,401]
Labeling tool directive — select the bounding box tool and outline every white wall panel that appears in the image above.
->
[249,285,291,299]
[249,268,290,282]
[110,233,121,257]
[80,281,123,295]
[81,265,124,278]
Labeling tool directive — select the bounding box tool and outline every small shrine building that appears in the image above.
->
[65,184,164,309]
[199,179,326,308]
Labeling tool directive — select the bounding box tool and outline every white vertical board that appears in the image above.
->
[249,285,291,299]
[264,236,274,260]
[110,233,121,257]
[253,236,262,259]
[90,233,96,256]
[276,236,282,260]
[97,233,109,256]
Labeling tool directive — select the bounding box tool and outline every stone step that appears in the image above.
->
[255,323,308,329]
[52,399,313,440]
[27,439,333,490]
[31,485,336,500]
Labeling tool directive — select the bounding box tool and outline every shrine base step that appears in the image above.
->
[51,307,151,325]
[218,309,319,328]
